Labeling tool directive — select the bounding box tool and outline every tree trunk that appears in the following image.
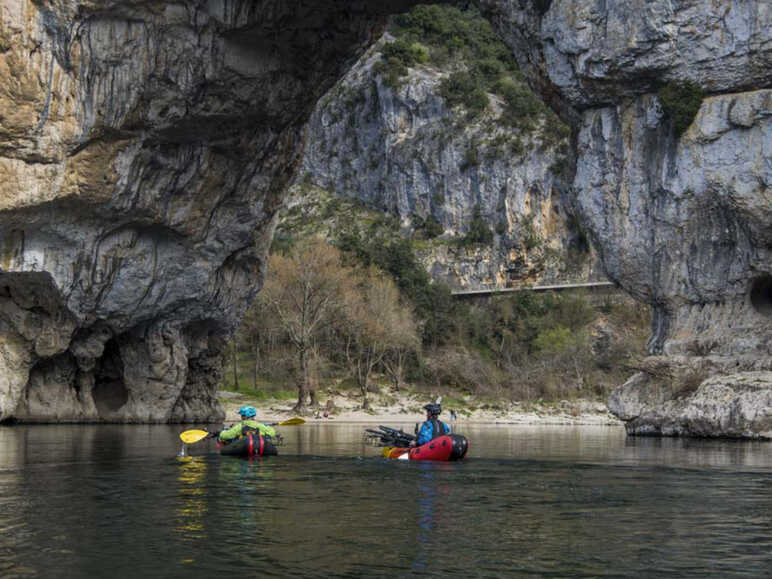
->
[357,351,371,410]
[384,349,405,391]
[309,387,318,407]
[496,333,505,369]
[231,344,238,390]
[252,339,259,391]
[308,348,318,407]
[294,346,309,414]
[360,376,370,410]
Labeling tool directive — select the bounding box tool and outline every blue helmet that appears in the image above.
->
[238,406,257,418]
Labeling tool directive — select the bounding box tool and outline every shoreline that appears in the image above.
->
[218,391,624,428]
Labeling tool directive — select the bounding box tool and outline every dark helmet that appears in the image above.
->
[423,402,441,416]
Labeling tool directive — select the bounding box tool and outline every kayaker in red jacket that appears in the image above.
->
[411,402,451,446]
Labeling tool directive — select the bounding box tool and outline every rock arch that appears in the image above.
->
[0,0,422,422]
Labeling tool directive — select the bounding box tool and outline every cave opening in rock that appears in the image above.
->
[92,338,129,416]
[750,275,772,316]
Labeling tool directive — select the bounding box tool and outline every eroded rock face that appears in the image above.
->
[480,0,771,111]
[297,35,602,289]
[481,0,772,437]
[608,358,772,438]
[576,90,772,355]
[0,0,413,422]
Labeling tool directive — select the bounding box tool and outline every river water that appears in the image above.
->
[1,422,770,577]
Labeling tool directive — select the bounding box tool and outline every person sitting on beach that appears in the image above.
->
[410,402,450,446]
[211,406,276,443]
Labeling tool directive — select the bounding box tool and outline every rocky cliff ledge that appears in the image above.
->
[482,0,771,437]
[0,0,417,423]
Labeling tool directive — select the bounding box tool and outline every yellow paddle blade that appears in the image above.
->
[277,417,306,426]
[179,429,209,444]
[382,446,394,458]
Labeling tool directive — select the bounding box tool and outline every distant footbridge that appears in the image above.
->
[450,281,618,298]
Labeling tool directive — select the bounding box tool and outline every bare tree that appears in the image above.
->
[258,241,352,414]
[381,296,421,391]
[342,267,419,409]
[237,299,276,391]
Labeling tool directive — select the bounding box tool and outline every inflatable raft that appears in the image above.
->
[217,433,278,457]
[382,434,469,461]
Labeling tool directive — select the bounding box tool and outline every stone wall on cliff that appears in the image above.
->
[0,0,417,423]
[481,0,772,437]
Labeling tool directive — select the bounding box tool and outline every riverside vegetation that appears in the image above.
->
[223,193,650,415]
[376,4,561,136]
[220,4,649,415]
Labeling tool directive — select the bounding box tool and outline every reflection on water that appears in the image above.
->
[176,457,207,538]
[0,423,770,577]
[413,462,455,573]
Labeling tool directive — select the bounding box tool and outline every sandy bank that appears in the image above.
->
[217,390,622,427]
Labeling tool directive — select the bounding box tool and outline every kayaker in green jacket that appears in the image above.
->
[216,406,277,443]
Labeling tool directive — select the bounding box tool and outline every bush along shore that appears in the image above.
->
[222,230,649,418]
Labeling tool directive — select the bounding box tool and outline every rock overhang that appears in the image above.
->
[0,0,427,423]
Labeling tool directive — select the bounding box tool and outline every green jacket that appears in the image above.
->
[218,419,276,442]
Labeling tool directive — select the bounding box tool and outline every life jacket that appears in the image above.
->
[417,418,447,444]
[428,418,443,439]
[241,423,272,439]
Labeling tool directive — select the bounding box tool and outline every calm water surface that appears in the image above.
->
[1,422,770,577]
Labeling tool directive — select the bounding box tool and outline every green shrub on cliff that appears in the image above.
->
[391,4,514,70]
[381,38,429,66]
[424,216,444,238]
[377,39,429,88]
[461,204,494,246]
[460,141,480,170]
[439,71,489,116]
[657,80,705,137]
[496,77,545,128]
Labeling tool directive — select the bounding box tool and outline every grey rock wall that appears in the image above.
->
[297,37,600,289]
[481,0,771,111]
[482,0,772,437]
[576,90,772,356]
[0,0,415,423]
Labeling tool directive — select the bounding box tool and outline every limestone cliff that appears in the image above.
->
[0,0,416,423]
[481,0,772,437]
[296,11,602,289]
